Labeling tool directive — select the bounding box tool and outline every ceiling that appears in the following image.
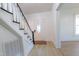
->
[61,3,79,9]
[19,3,53,14]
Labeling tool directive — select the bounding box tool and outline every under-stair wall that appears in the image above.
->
[0,25,23,56]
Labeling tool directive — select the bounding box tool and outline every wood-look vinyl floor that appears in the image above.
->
[61,41,79,56]
[28,42,62,56]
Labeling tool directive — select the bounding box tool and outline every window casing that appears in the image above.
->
[75,15,79,35]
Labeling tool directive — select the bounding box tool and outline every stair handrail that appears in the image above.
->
[17,3,32,32]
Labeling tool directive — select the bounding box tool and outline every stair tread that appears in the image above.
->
[13,21,20,24]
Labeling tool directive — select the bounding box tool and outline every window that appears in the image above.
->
[75,15,79,35]
[37,25,41,33]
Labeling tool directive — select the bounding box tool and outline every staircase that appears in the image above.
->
[0,3,34,56]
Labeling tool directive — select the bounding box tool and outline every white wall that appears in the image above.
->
[25,3,61,48]
[60,4,79,41]
[26,11,55,41]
